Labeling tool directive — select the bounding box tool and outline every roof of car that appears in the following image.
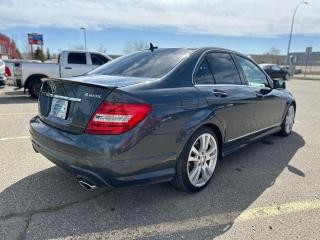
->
[139,47,246,58]
[259,63,276,66]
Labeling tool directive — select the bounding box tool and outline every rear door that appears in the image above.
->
[194,52,257,142]
[60,52,94,77]
[233,55,287,131]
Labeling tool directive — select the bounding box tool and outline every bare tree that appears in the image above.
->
[269,47,280,56]
[264,47,281,64]
[123,41,148,54]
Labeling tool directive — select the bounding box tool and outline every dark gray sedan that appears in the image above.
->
[30,48,296,192]
[259,63,290,80]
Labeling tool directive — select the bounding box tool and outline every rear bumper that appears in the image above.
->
[30,116,177,188]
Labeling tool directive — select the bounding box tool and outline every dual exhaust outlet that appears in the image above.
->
[77,177,97,190]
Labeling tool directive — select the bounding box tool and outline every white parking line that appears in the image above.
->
[0,136,30,141]
[0,113,36,116]
[85,198,320,240]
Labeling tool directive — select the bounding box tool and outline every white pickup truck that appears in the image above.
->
[9,50,112,98]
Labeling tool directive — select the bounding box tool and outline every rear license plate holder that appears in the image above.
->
[49,98,69,119]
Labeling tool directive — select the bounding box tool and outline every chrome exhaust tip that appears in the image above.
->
[77,177,97,190]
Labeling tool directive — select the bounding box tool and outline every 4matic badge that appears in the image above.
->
[84,93,102,99]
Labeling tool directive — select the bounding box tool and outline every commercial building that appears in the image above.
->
[0,33,20,59]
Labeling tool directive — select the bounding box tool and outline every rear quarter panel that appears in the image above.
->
[113,85,224,160]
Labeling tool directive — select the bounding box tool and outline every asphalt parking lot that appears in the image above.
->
[0,80,319,240]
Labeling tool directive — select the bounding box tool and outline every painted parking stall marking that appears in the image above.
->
[0,136,30,141]
[84,198,320,240]
[0,113,36,116]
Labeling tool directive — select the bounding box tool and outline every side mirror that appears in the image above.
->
[273,79,286,89]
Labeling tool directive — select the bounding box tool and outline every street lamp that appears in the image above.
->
[286,1,308,66]
[80,27,87,50]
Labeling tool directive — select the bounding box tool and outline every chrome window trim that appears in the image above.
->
[42,92,82,102]
[194,83,250,87]
[232,53,273,88]
[192,50,226,85]
[192,50,245,86]
[226,123,281,143]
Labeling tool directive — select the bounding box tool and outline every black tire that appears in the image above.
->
[28,78,42,99]
[283,73,289,80]
[171,127,219,193]
[279,105,295,137]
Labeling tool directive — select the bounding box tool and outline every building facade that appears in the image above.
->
[0,33,20,59]
[289,52,320,66]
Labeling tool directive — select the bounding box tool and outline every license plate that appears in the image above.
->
[49,98,69,119]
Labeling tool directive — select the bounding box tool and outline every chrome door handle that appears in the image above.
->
[213,89,228,97]
[65,67,72,70]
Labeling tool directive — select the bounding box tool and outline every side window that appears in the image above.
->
[206,53,242,85]
[91,53,109,65]
[271,65,281,71]
[67,53,87,64]
[235,55,269,87]
[194,58,214,85]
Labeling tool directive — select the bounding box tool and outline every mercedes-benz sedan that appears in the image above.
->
[30,48,296,192]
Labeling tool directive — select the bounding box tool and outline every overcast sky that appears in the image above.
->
[1,0,319,54]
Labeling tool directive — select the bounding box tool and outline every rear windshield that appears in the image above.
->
[88,48,194,78]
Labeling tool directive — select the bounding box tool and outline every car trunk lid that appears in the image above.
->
[38,75,149,134]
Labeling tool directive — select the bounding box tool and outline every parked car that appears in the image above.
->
[259,64,289,80]
[283,66,302,74]
[0,59,6,87]
[10,50,112,98]
[30,48,296,193]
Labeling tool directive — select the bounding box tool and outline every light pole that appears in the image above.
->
[80,27,87,50]
[286,1,308,66]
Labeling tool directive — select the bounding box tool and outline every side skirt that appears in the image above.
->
[221,126,281,157]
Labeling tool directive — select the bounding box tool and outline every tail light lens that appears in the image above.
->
[85,102,152,135]
[5,66,11,77]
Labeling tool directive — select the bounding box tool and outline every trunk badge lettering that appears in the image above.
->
[84,93,102,99]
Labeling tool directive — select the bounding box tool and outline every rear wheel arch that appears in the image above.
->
[24,74,48,98]
[179,123,224,160]
[171,125,221,192]
[201,123,223,154]
[24,74,48,89]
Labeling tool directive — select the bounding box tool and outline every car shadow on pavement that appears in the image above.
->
[0,132,305,239]
[0,91,35,104]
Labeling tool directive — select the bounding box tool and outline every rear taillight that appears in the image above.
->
[85,102,152,135]
[5,66,11,77]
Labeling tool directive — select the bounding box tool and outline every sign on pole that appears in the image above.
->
[28,34,43,45]
[304,47,312,79]
[27,33,44,60]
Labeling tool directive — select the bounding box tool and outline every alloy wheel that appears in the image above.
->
[187,133,218,187]
[285,105,295,134]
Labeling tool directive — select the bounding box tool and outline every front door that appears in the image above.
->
[194,52,257,142]
[234,55,287,131]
